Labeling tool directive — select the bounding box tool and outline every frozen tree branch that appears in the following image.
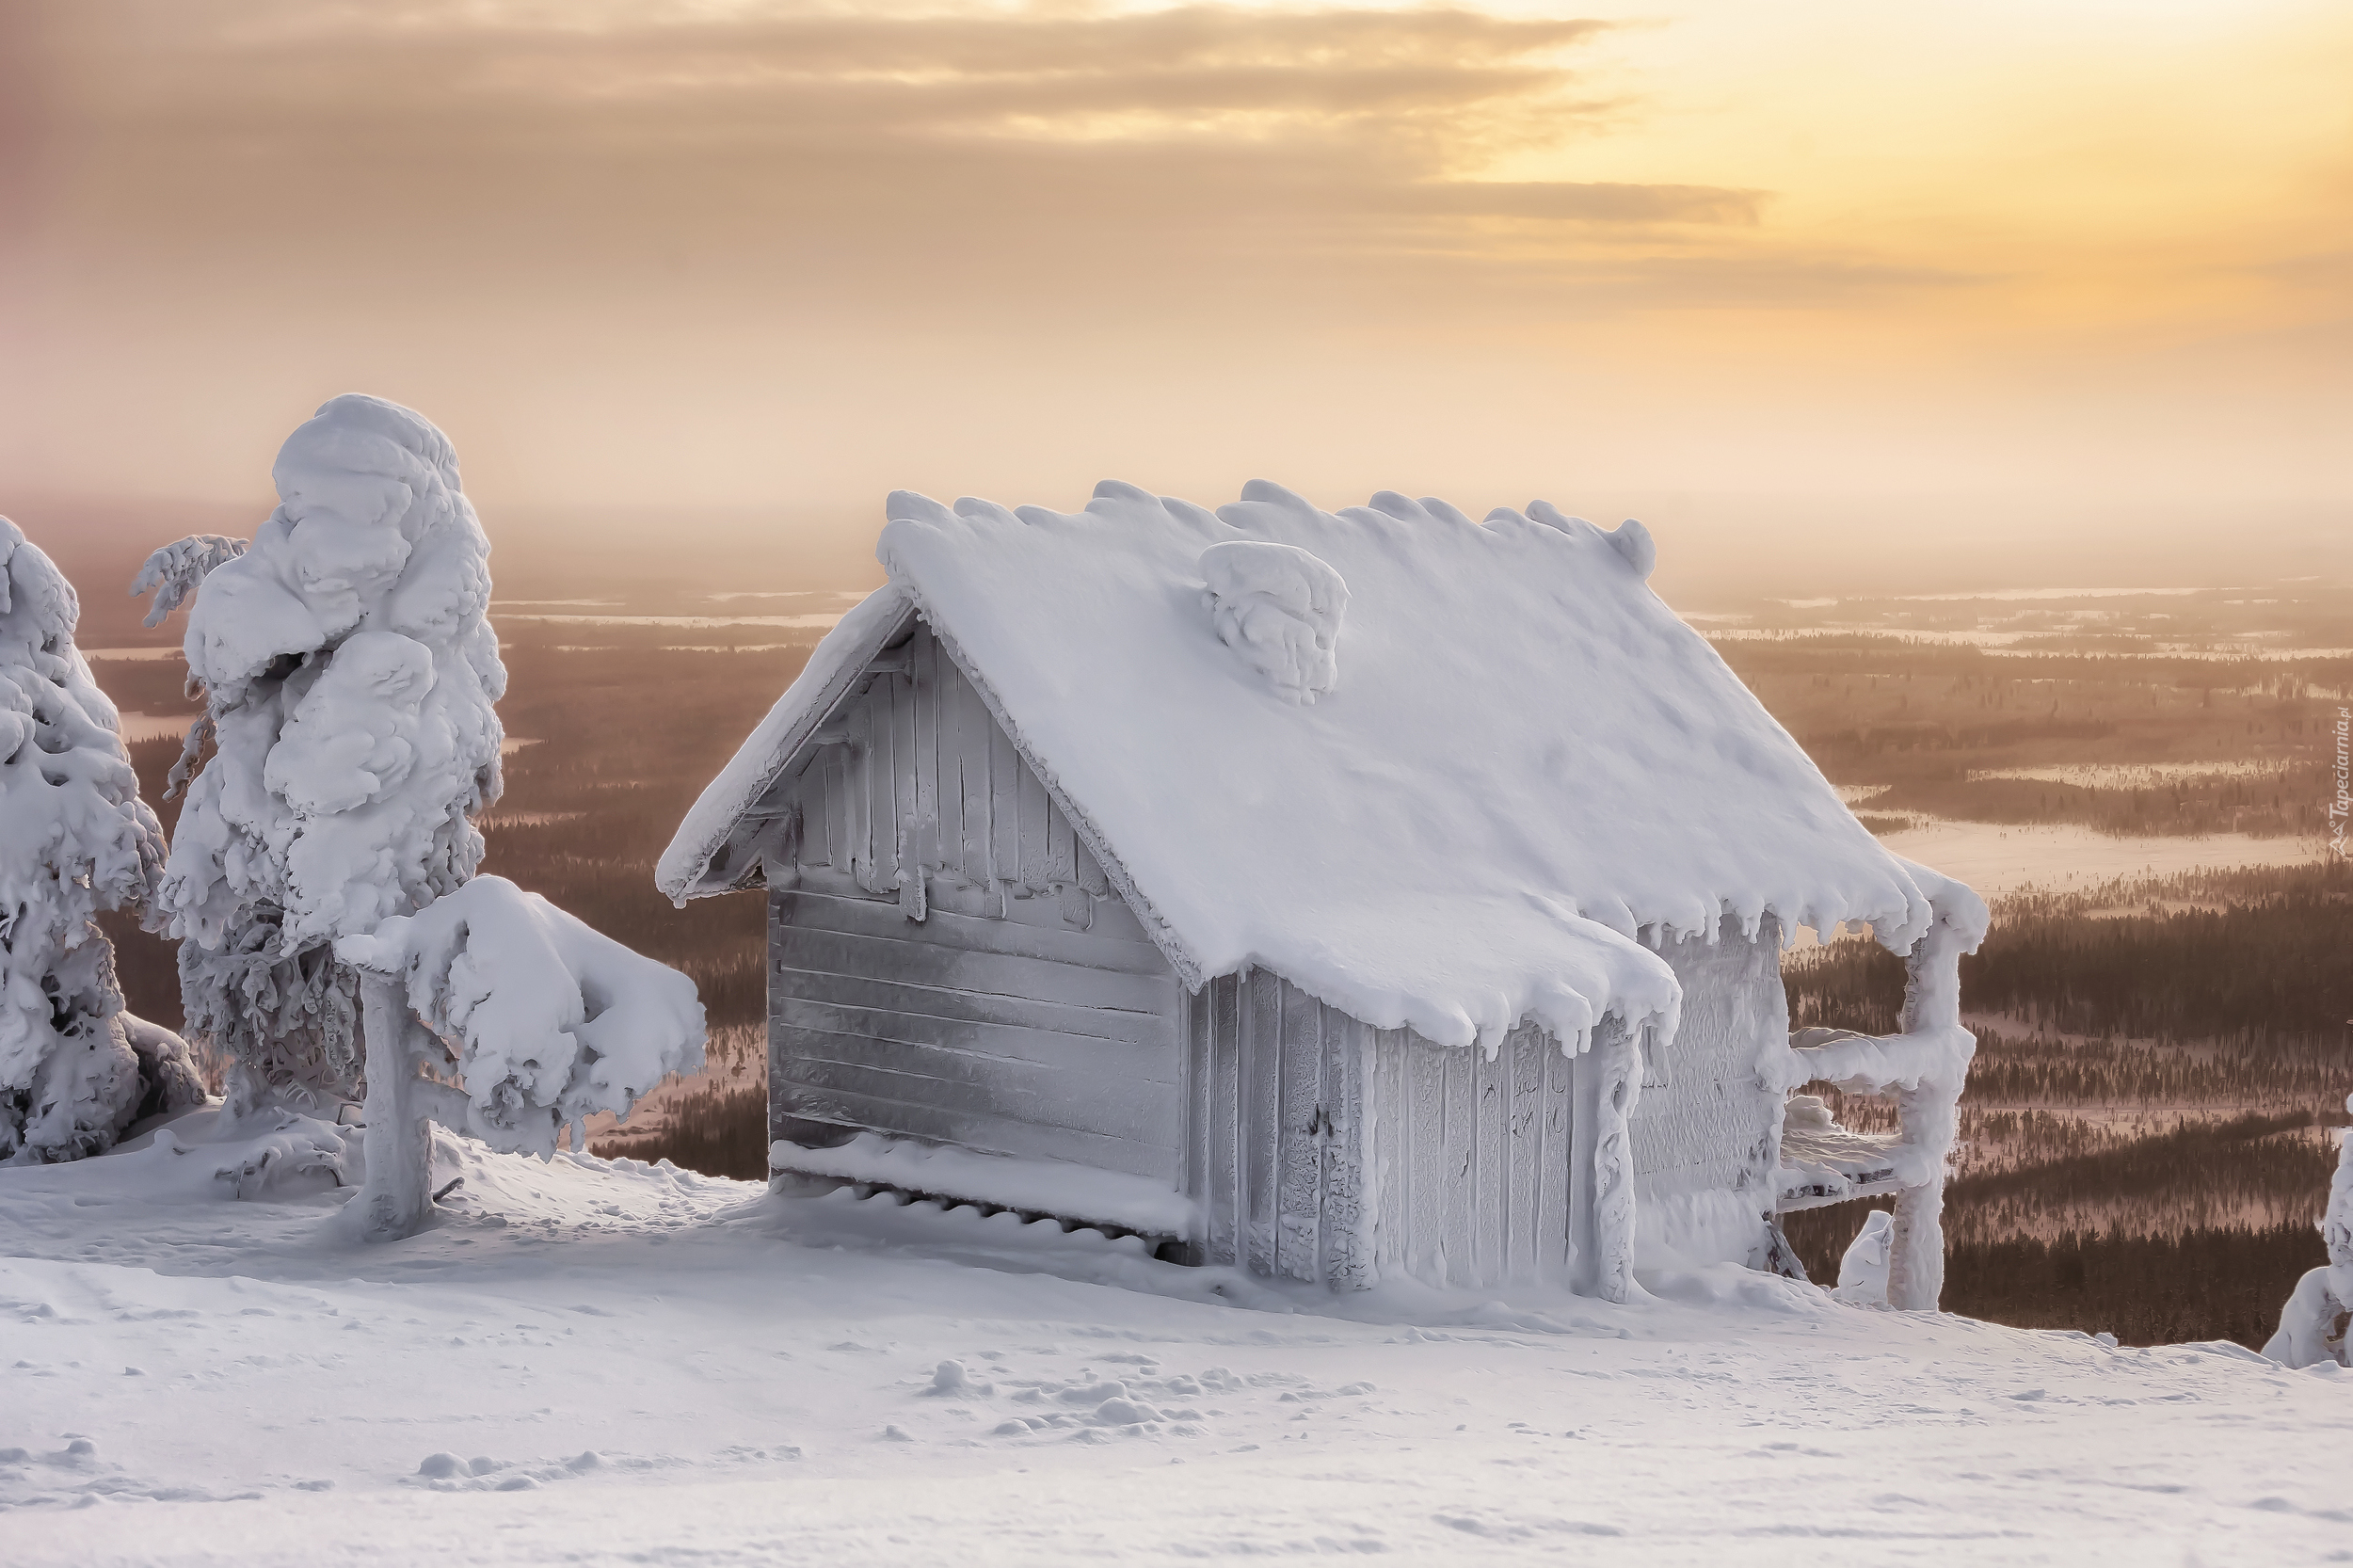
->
[337,876,706,1241]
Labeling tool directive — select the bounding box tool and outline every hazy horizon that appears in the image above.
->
[6,0,2346,593]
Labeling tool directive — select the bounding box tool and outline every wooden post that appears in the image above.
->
[1584,1016,1641,1303]
[356,969,430,1243]
[1887,915,1971,1310]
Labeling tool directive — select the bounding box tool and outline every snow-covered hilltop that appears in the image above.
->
[2,1130,2347,1566]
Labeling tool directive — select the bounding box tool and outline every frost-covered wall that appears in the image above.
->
[1628,916,1786,1269]
[751,623,1184,1183]
[1184,970,1378,1287]
[0,520,201,1163]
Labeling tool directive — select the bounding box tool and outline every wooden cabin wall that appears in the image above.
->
[1625,914,1787,1259]
[1369,1023,1582,1292]
[766,621,1150,942]
[1183,971,1588,1293]
[1181,971,1374,1287]
[755,623,1185,1185]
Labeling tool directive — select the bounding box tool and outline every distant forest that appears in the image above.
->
[88,620,2352,1349]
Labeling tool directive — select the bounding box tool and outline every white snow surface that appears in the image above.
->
[6,1120,2349,1566]
[666,482,1944,1051]
[336,876,705,1159]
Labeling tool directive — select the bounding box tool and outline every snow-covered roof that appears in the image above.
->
[663,482,1947,1050]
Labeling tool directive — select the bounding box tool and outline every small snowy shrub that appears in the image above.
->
[337,876,705,1240]
[143,395,505,1115]
[2265,1094,2352,1369]
[0,520,202,1163]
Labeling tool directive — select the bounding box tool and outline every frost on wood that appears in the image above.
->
[336,876,705,1240]
[1770,857,1988,1311]
[2265,1094,2352,1369]
[0,519,202,1163]
[1197,539,1348,704]
[150,394,505,1112]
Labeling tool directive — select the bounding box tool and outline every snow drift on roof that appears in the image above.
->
[664,481,1944,1051]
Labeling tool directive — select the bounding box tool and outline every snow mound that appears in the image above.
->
[1198,539,1348,703]
[337,875,705,1158]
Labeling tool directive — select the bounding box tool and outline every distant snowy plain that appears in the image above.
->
[5,1114,2346,1566]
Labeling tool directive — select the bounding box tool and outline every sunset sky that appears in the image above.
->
[5,0,2346,596]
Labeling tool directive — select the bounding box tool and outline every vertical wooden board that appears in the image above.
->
[859,685,889,888]
[1179,987,1203,1218]
[1045,796,1077,887]
[767,891,790,1149]
[939,660,972,887]
[1439,1044,1475,1288]
[1241,971,1282,1276]
[1505,1031,1545,1283]
[1207,974,1241,1267]
[989,723,1019,887]
[1274,981,1323,1282]
[1318,1010,1371,1289]
[1538,1043,1574,1283]
[910,632,940,873]
[817,747,840,870]
[1016,754,1050,889]
[891,665,919,885]
[1406,1037,1449,1286]
[1371,1030,1405,1282]
[964,666,994,888]
[1473,1043,1509,1288]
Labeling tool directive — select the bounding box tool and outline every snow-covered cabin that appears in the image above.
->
[659,483,1987,1304]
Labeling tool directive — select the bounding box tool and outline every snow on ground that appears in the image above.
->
[5,1113,2346,1567]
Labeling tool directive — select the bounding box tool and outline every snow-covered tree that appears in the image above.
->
[337,876,705,1240]
[143,395,506,1118]
[2265,1094,2352,1370]
[0,519,203,1163]
[145,394,700,1239]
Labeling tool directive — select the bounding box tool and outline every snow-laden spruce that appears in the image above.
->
[143,395,702,1239]
[2265,1094,2351,1369]
[142,395,506,1114]
[0,520,202,1162]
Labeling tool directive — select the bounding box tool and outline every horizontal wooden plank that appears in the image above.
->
[773,1079,1177,1182]
[774,995,1177,1082]
[773,967,1176,1048]
[776,1038,1176,1147]
[775,926,1173,1016]
[776,888,1170,979]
